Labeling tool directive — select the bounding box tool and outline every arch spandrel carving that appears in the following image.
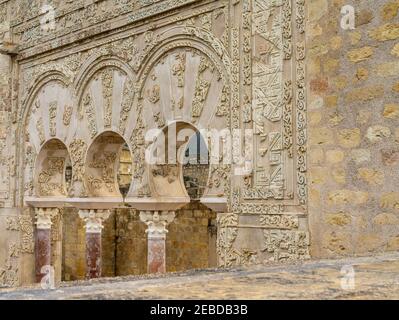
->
[140,48,228,130]
[76,63,134,143]
[123,35,232,212]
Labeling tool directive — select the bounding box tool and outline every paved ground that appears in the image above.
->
[1,253,399,300]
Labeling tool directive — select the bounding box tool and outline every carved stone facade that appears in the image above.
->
[0,0,397,288]
[0,0,309,287]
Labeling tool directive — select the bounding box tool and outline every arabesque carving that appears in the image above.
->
[37,158,65,197]
[6,0,309,281]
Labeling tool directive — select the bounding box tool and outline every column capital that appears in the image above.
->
[139,211,175,239]
[78,209,111,233]
[35,208,59,230]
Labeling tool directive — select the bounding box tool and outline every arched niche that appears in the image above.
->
[182,131,209,200]
[34,139,72,197]
[124,38,231,212]
[18,72,74,202]
[84,131,133,198]
[150,121,199,197]
[135,121,212,211]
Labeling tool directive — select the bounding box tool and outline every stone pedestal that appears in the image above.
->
[140,211,175,274]
[78,209,111,279]
[35,208,58,283]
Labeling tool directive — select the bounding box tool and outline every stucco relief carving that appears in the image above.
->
[220,0,308,265]
[172,52,186,88]
[82,93,98,139]
[69,139,87,183]
[5,212,34,255]
[12,0,201,56]
[0,243,19,288]
[11,0,309,276]
[19,214,35,254]
[87,151,118,194]
[37,157,65,197]
[33,140,71,197]
[101,68,114,128]
[216,213,239,268]
[262,230,310,263]
[49,102,57,137]
[35,118,45,145]
[62,106,73,126]
[119,79,135,135]
[147,84,161,104]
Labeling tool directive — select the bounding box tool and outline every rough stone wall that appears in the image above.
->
[101,212,117,278]
[307,0,399,258]
[62,209,86,281]
[167,203,217,272]
[115,209,147,276]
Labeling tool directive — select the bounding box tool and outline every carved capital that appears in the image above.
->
[0,42,19,56]
[139,211,176,239]
[78,209,111,234]
[35,208,59,230]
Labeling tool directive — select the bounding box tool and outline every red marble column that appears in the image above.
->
[34,208,58,283]
[78,209,110,280]
[86,232,102,279]
[148,237,166,274]
[140,211,175,274]
[35,229,51,283]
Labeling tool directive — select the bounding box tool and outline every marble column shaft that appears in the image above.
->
[140,211,175,274]
[78,209,110,279]
[35,208,58,283]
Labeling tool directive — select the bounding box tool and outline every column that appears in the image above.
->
[35,208,58,283]
[139,211,175,274]
[78,209,111,279]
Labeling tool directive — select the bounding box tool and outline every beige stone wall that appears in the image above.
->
[307,0,399,258]
[167,203,217,272]
[62,209,86,281]
[114,209,147,276]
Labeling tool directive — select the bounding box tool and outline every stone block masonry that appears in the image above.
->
[307,0,399,258]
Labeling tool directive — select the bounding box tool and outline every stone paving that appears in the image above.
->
[1,253,399,300]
